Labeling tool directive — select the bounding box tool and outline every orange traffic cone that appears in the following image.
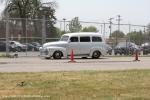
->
[134,50,140,61]
[68,49,76,63]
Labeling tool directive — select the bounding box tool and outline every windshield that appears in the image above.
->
[60,36,69,42]
[15,42,21,45]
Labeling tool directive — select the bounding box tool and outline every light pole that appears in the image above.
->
[100,25,103,35]
[108,18,113,38]
[37,2,53,44]
[42,15,46,44]
[116,15,122,45]
[102,21,106,41]
[66,24,69,32]
[128,23,131,43]
[63,18,66,32]
[117,15,121,32]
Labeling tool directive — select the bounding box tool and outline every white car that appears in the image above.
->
[40,32,108,59]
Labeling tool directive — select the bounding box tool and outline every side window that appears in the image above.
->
[70,37,79,42]
[80,37,90,42]
[92,36,102,42]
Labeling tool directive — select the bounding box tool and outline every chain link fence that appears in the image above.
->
[0,18,148,57]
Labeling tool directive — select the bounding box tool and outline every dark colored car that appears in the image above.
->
[0,41,26,52]
[25,43,39,51]
[30,42,41,51]
[141,42,150,55]
[0,41,6,51]
[9,41,27,52]
[105,44,112,55]
[114,42,140,55]
[0,41,15,52]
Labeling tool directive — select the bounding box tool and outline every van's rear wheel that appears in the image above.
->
[53,51,63,59]
[92,51,101,59]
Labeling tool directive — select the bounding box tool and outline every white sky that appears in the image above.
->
[1,0,150,25]
[53,0,150,25]
[0,0,5,17]
[0,0,150,36]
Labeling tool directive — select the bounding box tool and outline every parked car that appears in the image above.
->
[40,32,108,59]
[114,42,140,55]
[24,43,39,51]
[9,41,27,52]
[30,42,41,51]
[105,44,112,55]
[141,42,150,55]
[0,41,6,51]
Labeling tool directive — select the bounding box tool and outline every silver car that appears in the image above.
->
[40,32,108,59]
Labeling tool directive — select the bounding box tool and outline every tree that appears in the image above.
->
[69,17,82,33]
[0,21,6,38]
[146,23,150,41]
[82,26,98,32]
[147,23,150,33]
[3,0,40,40]
[111,30,125,38]
[127,31,143,45]
[2,0,57,41]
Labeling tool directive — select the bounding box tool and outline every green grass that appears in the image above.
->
[0,70,150,100]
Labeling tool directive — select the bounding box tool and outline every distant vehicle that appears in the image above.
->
[105,44,112,55]
[9,41,27,52]
[40,32,108,59]
[0,41,26,52]
[141,42,150,55]
[30,42,41,51]
[25,43,39,51]
[114,42,140,55]
[0,41,6,51]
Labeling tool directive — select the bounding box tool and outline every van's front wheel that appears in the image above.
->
[92,51,101,59]
[53,51,63,59]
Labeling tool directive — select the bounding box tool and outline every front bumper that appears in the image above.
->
[40,48,50,57]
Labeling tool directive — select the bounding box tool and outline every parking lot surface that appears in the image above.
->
[0,56,150,72]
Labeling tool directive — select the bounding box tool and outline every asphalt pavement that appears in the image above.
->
[0,56,150,72]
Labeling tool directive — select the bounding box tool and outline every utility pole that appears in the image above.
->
[108,18,113,38]
[42,15,46,44]
[100,25,103,34]
[143,26,146,33]
[6,10,9,56]
[116,15,122,45]
[128,24,131,42]
[128,23,131,55]
[103,22,106,41]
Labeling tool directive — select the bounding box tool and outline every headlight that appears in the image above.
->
[39,47,42,51]
[44,49,49,55]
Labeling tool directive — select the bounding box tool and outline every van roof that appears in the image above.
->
[63,32,102,37]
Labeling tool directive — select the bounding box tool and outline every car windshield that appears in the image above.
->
[32,42,41,46]
[60,36,69,42]
[15,42,21,45]
[10,41,21,45]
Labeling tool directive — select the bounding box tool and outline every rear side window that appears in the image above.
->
[70,37,78,42]
[92,36,102,42]
[80,37,90,42]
